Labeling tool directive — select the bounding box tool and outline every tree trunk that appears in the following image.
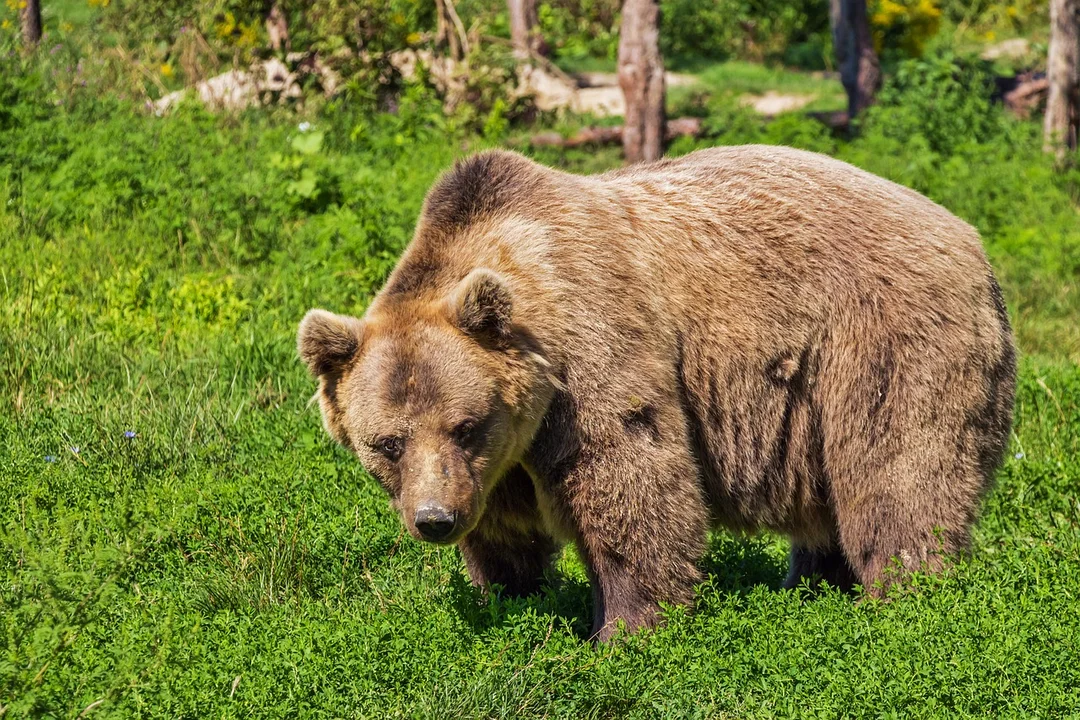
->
[831,0,880,118]
[508,0,546,59]
[1044,0,1080,157]
[21,0,42,46]
[618,0,665,163]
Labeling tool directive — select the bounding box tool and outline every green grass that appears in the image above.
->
[549,57,848,117]
[667,61,847,116]
[2,64,1080,716]
[692,60,842,97]
[44,0,97,32]
[552,55,620,76]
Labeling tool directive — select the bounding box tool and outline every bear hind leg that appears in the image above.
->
[821,341,995,596]
[832,477,974,597]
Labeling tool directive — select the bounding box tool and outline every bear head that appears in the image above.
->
[298,268,557,545]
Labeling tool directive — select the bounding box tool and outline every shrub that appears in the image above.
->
[871,0,943,59]
[860,52,1003,155]
[660,0,831,66]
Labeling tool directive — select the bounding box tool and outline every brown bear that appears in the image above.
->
[298,145,1016,641]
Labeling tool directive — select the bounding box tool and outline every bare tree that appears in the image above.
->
[618,0,664,163]
[435,0,468,62]
[508,0,546,59]
[1044,0,1080,157]
[831,0,880,119]
[21,0,42,46]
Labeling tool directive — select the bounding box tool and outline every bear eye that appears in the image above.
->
[452,419,478,446]
[373,436,404,462]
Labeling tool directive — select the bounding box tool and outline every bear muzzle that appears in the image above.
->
[399,439,484,545]
[414,503,458,542]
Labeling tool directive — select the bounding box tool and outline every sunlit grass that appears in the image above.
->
[2,69,1079,716]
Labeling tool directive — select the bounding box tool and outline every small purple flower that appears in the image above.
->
[70,446,80,455]
[45,455,57,463]
[124,430,136,439]
[51,44,62,54]
[1014,452,1024,460]
[179,25,187,34]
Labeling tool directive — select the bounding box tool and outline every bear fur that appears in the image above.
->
[298,146,1016,641]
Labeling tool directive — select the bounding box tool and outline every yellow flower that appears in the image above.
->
[61,21,73,32]
[0,19,10,29]
[871,0,941,56]
[237,21,258,48]
[216,11,236,38]
[917,0,940,18]
[406,31,421,46]
[984,30,996,41]
[160,63,174,78]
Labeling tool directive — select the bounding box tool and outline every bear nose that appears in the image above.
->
[414,504,457,541]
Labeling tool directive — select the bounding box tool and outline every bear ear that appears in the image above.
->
[297,309,365,377]
[445,268,513,339]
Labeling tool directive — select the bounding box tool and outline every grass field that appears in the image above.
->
[2,71,1080,716]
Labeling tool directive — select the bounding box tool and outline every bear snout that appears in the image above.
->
[414,503,458,542]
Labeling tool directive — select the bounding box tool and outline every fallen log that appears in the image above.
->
[527,116,702,148]
[1002,76,1048,119]
[806,109,850,131]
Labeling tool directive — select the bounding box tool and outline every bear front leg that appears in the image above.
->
[561,439,708,642]
[457,465,558,597]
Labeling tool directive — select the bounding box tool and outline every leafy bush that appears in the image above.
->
[535,0,621,62]
[936,0,1047,36]
[533,0,833,69]
[871,0,943,58]
[660,0,831,67]
[861,52,1003,155]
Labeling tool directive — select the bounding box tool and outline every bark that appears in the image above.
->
[529,117,701,148]
[617,0,665,163]
[1044,0,1080,156]
[830,0,880,118]
[1003,75,1049,119]
[21,0,42,46]
[508,0,547,59]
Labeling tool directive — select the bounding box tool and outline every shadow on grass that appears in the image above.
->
[448,567,595,638]
[448,532,792,639]
[699,534,789,594]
